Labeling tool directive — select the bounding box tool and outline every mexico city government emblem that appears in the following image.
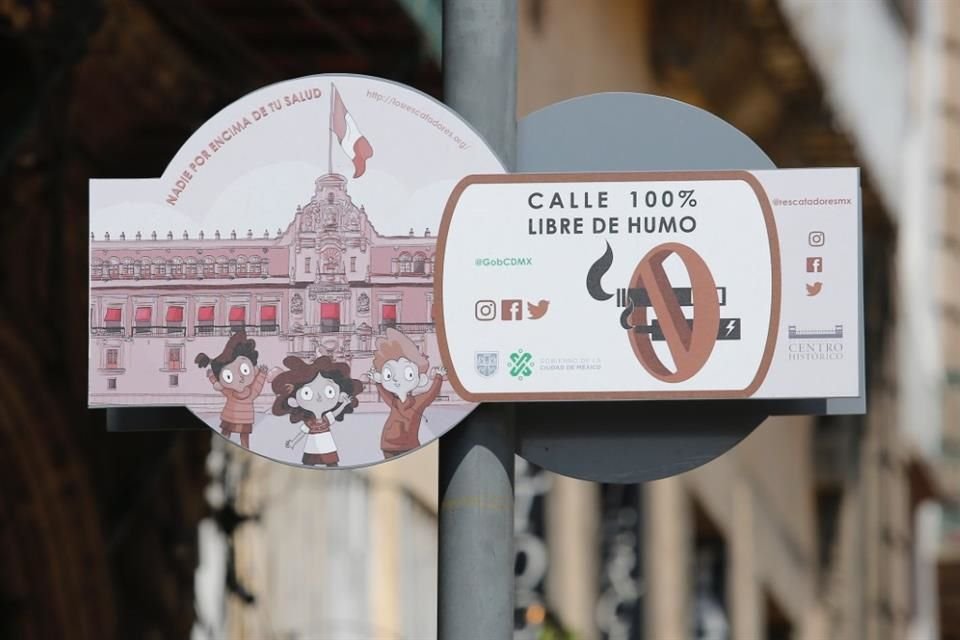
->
[475,351,499,377]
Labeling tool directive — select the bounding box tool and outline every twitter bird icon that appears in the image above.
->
[527,299,550,319]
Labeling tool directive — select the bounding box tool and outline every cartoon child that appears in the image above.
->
[271,355,364,467]
[195,329,269,449]
[367,328,446,459]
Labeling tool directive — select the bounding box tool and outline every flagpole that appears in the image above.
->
[328,83,334,175]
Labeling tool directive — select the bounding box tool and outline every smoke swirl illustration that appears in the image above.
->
[620,303,636,330]
[586,241,614,301]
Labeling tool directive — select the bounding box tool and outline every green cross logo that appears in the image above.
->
[509,350,533,379]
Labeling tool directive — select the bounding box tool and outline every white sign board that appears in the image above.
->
[435,168,861,401]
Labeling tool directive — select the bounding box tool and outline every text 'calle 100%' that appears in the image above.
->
[525,188,698,235]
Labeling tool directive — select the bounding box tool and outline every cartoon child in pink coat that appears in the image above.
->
[195,329,269,449]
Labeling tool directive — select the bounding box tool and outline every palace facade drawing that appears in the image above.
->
[88,173,450,408]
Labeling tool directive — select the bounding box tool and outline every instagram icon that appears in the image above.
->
[475,300,497,321]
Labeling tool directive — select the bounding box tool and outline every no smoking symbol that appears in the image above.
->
[587,241,739,383]
[626,243,720,382]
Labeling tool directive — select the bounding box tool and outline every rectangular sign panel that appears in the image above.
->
[435,168,862,402]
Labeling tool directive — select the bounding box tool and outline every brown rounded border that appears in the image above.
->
[434,171,781,402]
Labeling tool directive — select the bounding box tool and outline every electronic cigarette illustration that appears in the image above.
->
[586,241,741,382]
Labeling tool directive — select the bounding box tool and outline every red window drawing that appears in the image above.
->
[260,305,277,324]
[134,307,152,333]
[105,348,119,368]
[166,306,184,324]
[229,305,246,328]
[103,307,123,335]
[320,302,340,333]
[382,303,397,329]
[167,346,183,370]
[197,305,215,335]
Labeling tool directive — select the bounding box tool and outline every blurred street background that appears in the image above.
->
[0,0,959,638]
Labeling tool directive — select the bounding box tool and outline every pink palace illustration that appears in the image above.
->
[87,170,450,411]
[85,79,494,467]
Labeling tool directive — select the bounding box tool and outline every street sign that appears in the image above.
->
[88,74,505,469]
[503,92,865,484]
[436,168,861,402]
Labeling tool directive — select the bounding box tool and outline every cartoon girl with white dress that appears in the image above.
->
[270,355,364,467]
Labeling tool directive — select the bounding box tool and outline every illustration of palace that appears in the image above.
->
[88,173,450,409]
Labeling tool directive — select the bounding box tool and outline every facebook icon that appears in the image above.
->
[501,299,523,321]
[806,257,823,273]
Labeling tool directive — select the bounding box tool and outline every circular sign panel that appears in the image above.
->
[510,92,778,483]
[88,75,505,468]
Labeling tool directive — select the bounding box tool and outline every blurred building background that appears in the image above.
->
[0,0,958,639]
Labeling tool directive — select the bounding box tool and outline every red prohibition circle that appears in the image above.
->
[627,242,721,382]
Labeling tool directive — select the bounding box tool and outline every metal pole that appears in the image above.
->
[438,2,517,639]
